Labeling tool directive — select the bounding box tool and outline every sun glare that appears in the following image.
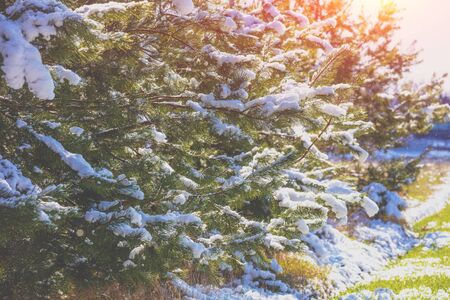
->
[352,0,388,15]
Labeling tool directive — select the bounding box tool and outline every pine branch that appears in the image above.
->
[310,45,351,87]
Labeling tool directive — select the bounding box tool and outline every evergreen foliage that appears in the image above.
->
[2,0,442,298]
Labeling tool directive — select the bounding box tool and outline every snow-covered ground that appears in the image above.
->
[174,165,450,299]
[302,220,417,292]
[403,171,450,224]
[375,123,450,160]
[167,125,450,299]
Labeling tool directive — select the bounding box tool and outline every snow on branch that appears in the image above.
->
[0,0,80,99]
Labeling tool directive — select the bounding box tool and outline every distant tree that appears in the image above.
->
[441,93,450,105]
[294,0,449,150]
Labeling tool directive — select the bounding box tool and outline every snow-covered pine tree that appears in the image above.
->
[0,0,378,297]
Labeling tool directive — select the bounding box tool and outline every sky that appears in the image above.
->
[354,0,450,92]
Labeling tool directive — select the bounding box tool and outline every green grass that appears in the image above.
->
[338,232,450,298]
[342,275,449,296]
[414,204,450,234]
[401,245,450,265]
[400,163,449,202]
[339,202,450,297]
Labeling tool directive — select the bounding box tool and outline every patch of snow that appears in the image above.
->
[171,0,194,15]
[69,126,84,136]
[180,235,206,258]
[0,157,37,201]
[151,127,167,143]
[42,120,61,129]
[33,132,97,178]
[1,0,78,99]
[371,264,450,282]
[222,17,237,32]
[303,220,416,291]
[404,171,450,224]
[0,156,74,222]
[421,231,450,250]
[111,223,152,243]
[75,1,145,17]
[296,219,310,234]
[33,166,43,174]
[343,287,450,300]
[306,35,334,53]
[320,103,347,117]
[202,44,256,66]
[52,65,81,85]
[364,183,407,220]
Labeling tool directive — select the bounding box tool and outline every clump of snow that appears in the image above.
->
[69,126,84,136]
[296,219,310,234]
[179,175,199,189]
[421,231,450,250]
[319,193,347,221]
[320,103,347,117]
[222,17,237,32]
[75,1,146,17]
[274,187,319,210]
[111,223,152,243]
[363,183,407,220]
[306,35,334,53]
[171,0,194,15]
[33,166,43,174]
[172,191,191,205]
[218,84,232,99]
[200,93,245,111]
[16,119,28,128]
[0,157,37,201]
[0,18,55,99]
[1,0,78,99]
[52,65,81,85]
[266,20,286,36]
[123,259,137,269]
[42,120,61,129]
[202,44,256,66]
[244,81,349,116]
[180,235,206,259]
[286,10,309,27]
[33,131,97,178]
[361,196,380,217]
[0,156,74,222]
[241,263,290,293]
[403,171,450,224]
[264,62,286,72]
[151,127,167,143]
